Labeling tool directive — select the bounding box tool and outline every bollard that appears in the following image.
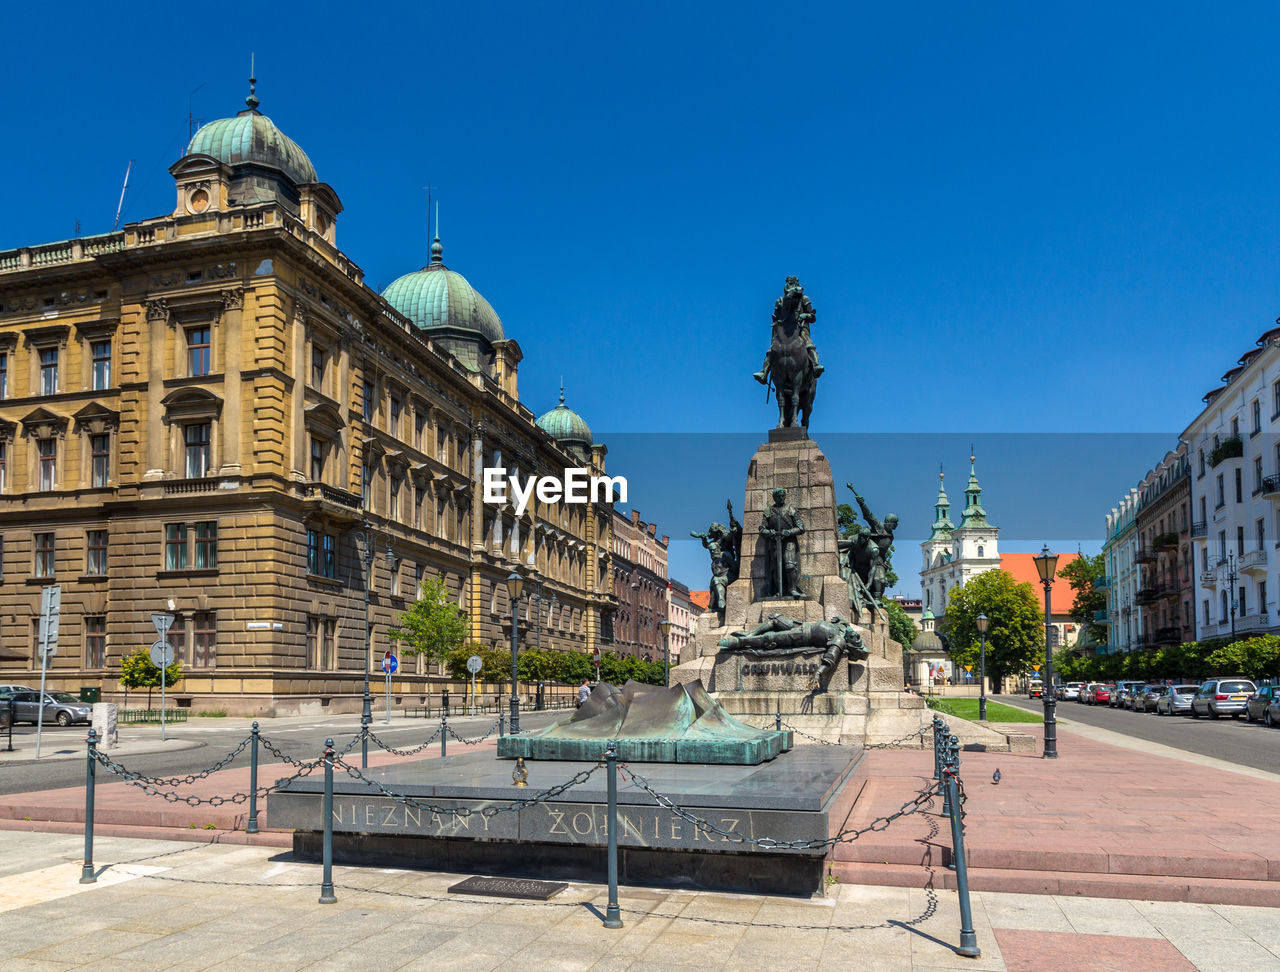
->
[319,738,336,904]
[603,743,623,929]
[943,744,980,958]
[360,711,369,771]
[80,729,98,884]
[441,713,447,758]
[946,734,961,869]
[775,706,782,731]
[499,712,505,737]
[939,722,954,816]
[247,721,260,835]
[933,716,945,781]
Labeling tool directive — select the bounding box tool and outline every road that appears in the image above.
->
[995,693,1280,774]
[0,707,569,795]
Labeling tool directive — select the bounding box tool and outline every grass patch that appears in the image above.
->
[924,697,1042,723]
[195,709,228,718]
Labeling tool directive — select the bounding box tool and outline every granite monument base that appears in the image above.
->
[269,746,864,896]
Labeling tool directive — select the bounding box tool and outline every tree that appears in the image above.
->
[1205,635,1280,682]
[388,578,470,667]
[883,598,919,652]
[1058,553,1107,644]
[836,503,899,589]
[517,648,594,685]
[939,570,1044,692]
[118,648,183,709]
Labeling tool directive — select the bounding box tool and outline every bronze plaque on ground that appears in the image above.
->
[447,875,567,900]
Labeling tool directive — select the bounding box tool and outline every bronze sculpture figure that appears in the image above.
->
[760,487,805,598]
[838,484,898,620]
[754,276,823,428]
[691,500,742,620]
[717,612,866,688]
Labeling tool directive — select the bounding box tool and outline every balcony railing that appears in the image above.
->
[1238,548,1268,573]
[1134,545,1156,564]
[1237,613,1272,633]
[1092,610,1110,623]
[1134,585,1163,605]
[1262,474,1280,498]
[1190,520,1208,539]
[1153,532,1179,551]
[303,482,364,511]
[162,477,222,495]
[1209,436,1244,468]
[1094,575,1112,590]
[1155,626,1183,645]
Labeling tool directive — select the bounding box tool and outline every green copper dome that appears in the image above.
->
[382,237,506,348]
[186,110,317,186]
[536,387,593,451]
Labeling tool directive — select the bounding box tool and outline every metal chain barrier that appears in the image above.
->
[445,716,503,746]
[259,735,331,769]
[109,733,254,786]
[865,724,936,750]
[621,763,940,851]
[91,749,324,805]
[363,726,443,757]
[333,756,598,818]
[747,719,933,750]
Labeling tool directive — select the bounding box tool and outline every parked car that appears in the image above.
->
[1123,684,1148,711]
[1062,682,1085,701]
[1189,679,1257,719]
[5,691,93,726]
[1265,692,1280,728]
[1137,684,1165,712]
[1155,684,1200,716]
[1246,685,1280,723]
[1111,681,1144,708]
[1090,683,1116,704]
[1080,682,1099,704]
[0,684,36,696]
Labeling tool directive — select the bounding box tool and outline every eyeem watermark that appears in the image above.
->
[482,468,628,516]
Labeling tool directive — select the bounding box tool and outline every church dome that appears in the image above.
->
[536,387,593,452]
[911,628,943,653]
[382,237,506,347]
[186,107,317,186]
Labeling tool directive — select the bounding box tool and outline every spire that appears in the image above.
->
[245,53,259,112]
[929,464,955,541]
[960,449,991,529]
[559,378,566,406]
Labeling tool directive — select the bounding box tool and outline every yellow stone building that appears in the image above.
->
[0,89,617,715]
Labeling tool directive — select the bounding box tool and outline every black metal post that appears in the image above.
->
[1042,580,1058,758]
[441,713,447,758]
[5,698,12,752]
[1227,553,1238,642]
[775,706,782,731]
[603,743,623,928]
[362,524,375,769]
[946,734,961,870]
[933,716,944,781]
[663,628,670,688]
[247,721,260,835]
[939,721,952,815]
[80,728,98,884]
[978,629,987,722]
[943,739,980,958]
[319,738,336,904]
[510,594,521,734]
[499,712,505,737]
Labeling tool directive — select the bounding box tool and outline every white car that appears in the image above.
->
[1062,682,1085,701]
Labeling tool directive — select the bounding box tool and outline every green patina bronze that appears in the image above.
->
[496,680,792,765]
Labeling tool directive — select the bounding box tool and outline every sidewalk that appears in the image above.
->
[834,721,1280,906]
[1,830,1276,970]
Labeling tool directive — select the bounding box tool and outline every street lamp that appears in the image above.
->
[658,618,672,687]
[506,570,524,733]
[975,612,989,722]
[355,521,394,768]
[1225,551,1238,642]
[1033,544,1060,759]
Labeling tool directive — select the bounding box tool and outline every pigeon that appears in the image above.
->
[992,768,1001,785]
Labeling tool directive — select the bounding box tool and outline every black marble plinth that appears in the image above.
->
[767,425,809,442]
[271,745,862,895]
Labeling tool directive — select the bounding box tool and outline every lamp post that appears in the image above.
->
[1033,544,1059,759]
[975,612,989,722]
[1226,551,1238,642]
[659,618,672,687]
[353,522,394,767]
[506,570,524,733]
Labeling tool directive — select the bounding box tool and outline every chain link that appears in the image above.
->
[92,749,323,805]
[363,726,443,757]
[619,763,940,851]
[333,756,598,817]
[92,734,254,786]
[258,735,329,768]
[445,716,503,746]
[746,719,933,750]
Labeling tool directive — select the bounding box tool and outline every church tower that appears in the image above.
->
[919,454,1001,618]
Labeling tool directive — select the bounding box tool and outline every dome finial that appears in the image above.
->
[429,201,443,265]
[245,52,259,111]
[559,378,565,406]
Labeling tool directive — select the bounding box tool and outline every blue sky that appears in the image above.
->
[3,2,1278,593]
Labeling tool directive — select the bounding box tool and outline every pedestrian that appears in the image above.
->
[577,678,591,707]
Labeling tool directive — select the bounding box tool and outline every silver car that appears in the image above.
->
[1190,679,1257,719]
[1155,684,1199,716]
[6,691,93,726]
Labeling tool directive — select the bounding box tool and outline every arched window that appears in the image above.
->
[977,545,984,558]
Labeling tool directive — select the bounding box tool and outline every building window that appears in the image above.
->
[306,529,336,578]
[91,341,111,390]
[977,545,984,558]
[306,616,321,668]
[184,423,211,478]
[84,616,106,669]
[362,463,374,509]
[1231,417,1239,438]
[34,532,55,577]
[1274,379,1280,418]
[1,440,9,493]
[311,345,326,390]
[192,612,216,667]
[389,557,401,597]
[1253,399,1262,434]
[1203,598,1210,624]
[307,616,337,670]
[390,476,401,520]
[1216,474,1224,509]
[1235,468,1243,504]
[194,521,217,569]
[437,427,447,463]
[1260,580,1268,614]
[1239,585,1248,616]
[1237,525,1245,556]
[1218,531,1226,563]
[310,437,324,482]
[414,486,424,530]
[389,397,402,437]
[1257,518,1266,554]
[38,438,56,490]
[91,434,110,487]
[362,379,375,421]
[1255,456,1264,494]
[415,411,426,450]
[187,327,211,376]
[39,347,58,395]
[0,350,7,398]
[86,530,108,575]
[165,524,188,570]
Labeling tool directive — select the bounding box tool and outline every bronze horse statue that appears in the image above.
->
[755,276,822,428]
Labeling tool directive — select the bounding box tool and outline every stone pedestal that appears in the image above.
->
[673,432,930,747]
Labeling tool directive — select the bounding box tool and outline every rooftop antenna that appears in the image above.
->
[112,160,133,231]
[187,81,206,139]
[245,53,259,111]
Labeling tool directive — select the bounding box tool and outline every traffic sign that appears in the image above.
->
[40,586,62,653]
[964,665,973,673]
[151,613,174,638]
[466,654,483,675]
[1032,664,1042,673]
[382,652,398,675]
[150,641,175,667]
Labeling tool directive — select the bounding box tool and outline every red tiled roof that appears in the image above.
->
[1000,552,1078,615]
[689,590,711,610]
